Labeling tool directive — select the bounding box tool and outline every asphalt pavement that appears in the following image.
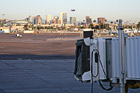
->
[0,58,140,93]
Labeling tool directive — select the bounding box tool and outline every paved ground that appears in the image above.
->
[0,59,140,93]
[0,33,80,55]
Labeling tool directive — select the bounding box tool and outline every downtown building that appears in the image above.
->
[97,17,106,24]
[52,16,59,24]
[61,12,67,25]
[34,15,42,25]
[28,16,34,24]
[70,17,76,25]
[86,16,92,26]
[46,15,51,24]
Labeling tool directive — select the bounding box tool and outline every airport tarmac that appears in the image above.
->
[0,59,140,93]
[0,33,140,93]
[0,33,80,55]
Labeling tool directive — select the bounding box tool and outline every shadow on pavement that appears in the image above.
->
[0,54,75,60]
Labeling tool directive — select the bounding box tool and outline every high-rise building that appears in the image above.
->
[34,16,37,24]
[28,16,34,24]
[46,15,51,24]
[97,17,106,24]
[58,20,61,24]
[53,16,59,24]
[86,16,92,25]
[70,17,76,25]
[61,12,67,24]
[36,15,42,24]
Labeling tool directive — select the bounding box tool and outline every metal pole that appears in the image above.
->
[118,19,126,93]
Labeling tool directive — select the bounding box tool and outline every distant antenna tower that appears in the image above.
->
[2,14,5,19]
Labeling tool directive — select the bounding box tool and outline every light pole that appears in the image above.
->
[118,19,126,93]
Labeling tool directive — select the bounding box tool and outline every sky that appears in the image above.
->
[0,0,140,22]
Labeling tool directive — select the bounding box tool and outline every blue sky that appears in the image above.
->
[0,0,140,22]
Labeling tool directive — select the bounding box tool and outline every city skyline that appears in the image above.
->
[0,0,140,22]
